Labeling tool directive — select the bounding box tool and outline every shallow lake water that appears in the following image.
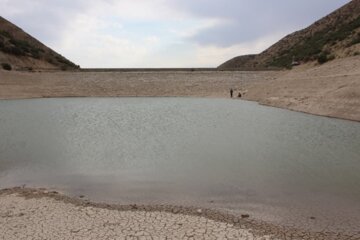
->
[0,98,359,233]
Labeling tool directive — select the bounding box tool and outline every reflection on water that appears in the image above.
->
[0,98,359,233]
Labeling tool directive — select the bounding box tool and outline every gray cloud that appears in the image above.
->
[1,0,351,48]
[169,0,351,47]
[0,0,352,67]
[0,0,90,45]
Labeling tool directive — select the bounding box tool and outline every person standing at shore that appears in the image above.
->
[230,88,233,98]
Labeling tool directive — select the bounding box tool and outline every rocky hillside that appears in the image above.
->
[0,16,78,71]
[219,0,360,70]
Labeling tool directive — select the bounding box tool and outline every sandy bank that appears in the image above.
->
[0,70,280,99]
[0,56,359,122]
[1,188,358,240]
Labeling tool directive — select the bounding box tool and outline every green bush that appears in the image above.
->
[1,63,12,71]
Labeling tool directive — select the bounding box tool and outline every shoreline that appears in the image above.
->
[0,95,359,123]
[256,100,360,123]
[0,187,356,240]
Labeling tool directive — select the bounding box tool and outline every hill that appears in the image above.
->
[0,16,78,70]
[219,0,360,70]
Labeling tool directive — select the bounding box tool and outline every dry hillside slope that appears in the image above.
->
[219,0,360,70]
[0,16,78,70]
[243,56,360,121]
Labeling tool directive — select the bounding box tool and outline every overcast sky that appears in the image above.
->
[0,0,350,68]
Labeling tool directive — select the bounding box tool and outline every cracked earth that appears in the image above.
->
[0,193,276,240]
[1,188,359,240]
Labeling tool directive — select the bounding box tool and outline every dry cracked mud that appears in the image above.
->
[0,188,359,240]
[0,191,275,240]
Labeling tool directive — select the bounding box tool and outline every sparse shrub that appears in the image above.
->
[1,63,12,71]
[9,39,31,53]
[3,46,24,56]
[30,48,41,59]
[354,51,360,56]
[327,54,335,61]
[0,31,11,39]
[348,36,360,47]
[317,53,329,64]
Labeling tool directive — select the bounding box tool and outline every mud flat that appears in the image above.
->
[1,187,359,240]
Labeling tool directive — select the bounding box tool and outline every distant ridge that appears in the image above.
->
[219,0,360,70]
[0,16,78,70]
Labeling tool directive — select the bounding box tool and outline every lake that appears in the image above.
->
[0,98,359,233]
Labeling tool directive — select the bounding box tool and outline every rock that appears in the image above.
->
[196,209,202,214]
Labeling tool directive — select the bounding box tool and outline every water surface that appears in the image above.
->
[0,98,359,233]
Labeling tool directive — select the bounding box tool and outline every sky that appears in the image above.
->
[0,0,351,68]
